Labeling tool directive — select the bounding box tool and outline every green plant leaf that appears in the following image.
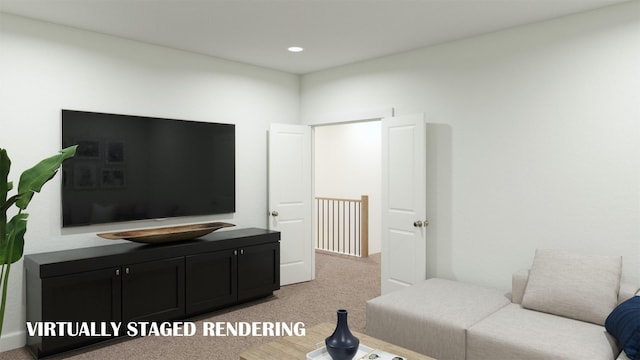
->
[16,145,77,210]
[0,213,28,265]
[0,149,10,247]
[0,149,9,205]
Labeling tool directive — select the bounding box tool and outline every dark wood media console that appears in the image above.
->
[24,228,280,358]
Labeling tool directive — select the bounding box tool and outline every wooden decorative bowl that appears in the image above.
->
[97,222,235,244]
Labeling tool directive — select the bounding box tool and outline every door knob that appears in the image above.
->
[271,210,279,217]
[414,220,429,228]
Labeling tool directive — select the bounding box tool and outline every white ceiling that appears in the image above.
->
[0,0,629,74]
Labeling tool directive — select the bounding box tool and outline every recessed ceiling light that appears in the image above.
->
[288,46,304,53]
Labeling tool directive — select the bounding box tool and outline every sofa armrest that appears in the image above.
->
[618,282,640,304]
[511,269,530,304]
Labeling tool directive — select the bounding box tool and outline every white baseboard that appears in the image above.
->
[0,329,26,353]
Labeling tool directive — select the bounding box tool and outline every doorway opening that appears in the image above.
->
[313,120,382,257]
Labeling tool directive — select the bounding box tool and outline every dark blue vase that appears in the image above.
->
[325,309,360,360]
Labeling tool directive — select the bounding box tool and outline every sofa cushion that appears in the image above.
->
[511,269,529,304]
[366,278,510,360]
[619,351,632,360]
[605,296,640,360]
[521,249,622,325]
[467,303,620,360]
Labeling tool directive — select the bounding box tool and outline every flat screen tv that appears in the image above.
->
[61,109,235,227]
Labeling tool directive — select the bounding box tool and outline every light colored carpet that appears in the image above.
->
[0,251,380,359]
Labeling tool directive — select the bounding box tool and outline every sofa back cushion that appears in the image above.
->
[521,249,622,326]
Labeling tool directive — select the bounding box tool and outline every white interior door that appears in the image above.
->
[381,114,427,294]
[268,124,313,285]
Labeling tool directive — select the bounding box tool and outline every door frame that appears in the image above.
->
[306,107,395,276]
[270,108,394,284]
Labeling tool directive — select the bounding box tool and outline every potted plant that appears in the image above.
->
[0,145,77,336]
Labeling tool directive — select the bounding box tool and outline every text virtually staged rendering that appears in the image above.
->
[1,0,639,359]
[26,321,307,338]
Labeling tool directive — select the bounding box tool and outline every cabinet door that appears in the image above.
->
[39,267,121,357]
[238,242,280,301]
[185,249,237,315]
[122,257,185,322]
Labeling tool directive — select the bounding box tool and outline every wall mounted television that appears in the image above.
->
[61,109,235,227]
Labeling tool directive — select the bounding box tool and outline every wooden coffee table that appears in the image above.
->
[239,322,436,360]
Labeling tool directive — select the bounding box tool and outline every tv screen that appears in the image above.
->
[61,110,235,227]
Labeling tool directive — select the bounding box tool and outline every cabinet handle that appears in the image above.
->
[234,250,237,256]
[240,249,244,255]
[125,267,130,275]
[115,269,120,276]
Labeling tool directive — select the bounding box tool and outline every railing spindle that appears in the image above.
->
[314,195,369,257]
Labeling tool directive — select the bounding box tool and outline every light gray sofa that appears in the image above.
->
[367,250,639,360]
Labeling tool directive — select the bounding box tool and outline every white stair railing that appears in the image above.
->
[315,195,369,257]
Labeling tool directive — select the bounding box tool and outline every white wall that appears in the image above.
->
[302,2,640,290]
[1,0,639,352]
[0,13,299,349]
[314,121,382,254]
